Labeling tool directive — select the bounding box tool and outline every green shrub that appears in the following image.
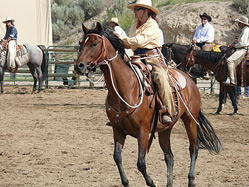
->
[52,20,69,41]
[78,0,105,20]
[53,0,72,6]
[67,6,85,26]
[232,0,248,14]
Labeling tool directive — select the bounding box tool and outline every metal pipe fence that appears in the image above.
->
[3,45,220,93]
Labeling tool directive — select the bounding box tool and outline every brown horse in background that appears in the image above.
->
[74,22,221,187]
[181,46,249,114]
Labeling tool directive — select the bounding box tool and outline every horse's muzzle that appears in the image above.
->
[74,63,85,75]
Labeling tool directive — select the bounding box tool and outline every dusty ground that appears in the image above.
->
[0,86,249,187]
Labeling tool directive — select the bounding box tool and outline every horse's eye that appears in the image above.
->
[92,42,97,47]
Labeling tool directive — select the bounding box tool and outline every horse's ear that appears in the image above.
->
[166,43,173,48]
[96,22,102,32]
[82,24,89,34]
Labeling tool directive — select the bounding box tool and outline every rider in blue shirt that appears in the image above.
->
[4,23,18,40]
[2,17,18,71]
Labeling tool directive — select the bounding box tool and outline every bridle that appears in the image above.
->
[82,33,119,68]
[81,33,144,109]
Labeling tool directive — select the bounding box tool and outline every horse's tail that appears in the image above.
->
[197,110,222,154]
[38,45,47,81]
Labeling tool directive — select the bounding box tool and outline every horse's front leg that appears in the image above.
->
[158,129,174,187]
[113,127,129,187]
[137,129,157,187]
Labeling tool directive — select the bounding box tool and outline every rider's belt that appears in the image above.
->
[134,48,160,55]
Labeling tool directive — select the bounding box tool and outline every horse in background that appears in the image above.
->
[161,43,229,82]
[0,43,46,93]
[162,43,207,82]
[180,46,248,115]
[75,22,222,187]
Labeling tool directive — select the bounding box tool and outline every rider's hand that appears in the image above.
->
[192,39,197,44]
[228,42,235,48]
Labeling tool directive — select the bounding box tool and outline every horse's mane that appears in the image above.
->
[195,50,225,64]
[86,29,125,55]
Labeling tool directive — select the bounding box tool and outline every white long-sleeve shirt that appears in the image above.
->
[235,26,249,49]
[193,22,214,43]
[114,26,127,38]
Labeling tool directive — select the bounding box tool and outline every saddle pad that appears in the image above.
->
[16,45,28,57]
[169,69,186,89]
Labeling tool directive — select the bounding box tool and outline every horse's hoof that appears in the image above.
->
[215,111,220,115]
[154,181,161,187]
[232,112,238,115]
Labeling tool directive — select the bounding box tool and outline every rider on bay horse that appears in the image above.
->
[116,0,176,124]
[223,16,249,86]
[1,17,20,72]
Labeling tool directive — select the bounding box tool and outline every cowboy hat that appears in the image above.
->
[110,17,119,25]
[200,13,212,22]
[235,16,249,26]
[2,17,15,23]
[127,0,159,15]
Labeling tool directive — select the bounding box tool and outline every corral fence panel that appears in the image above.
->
[3,45,220,93]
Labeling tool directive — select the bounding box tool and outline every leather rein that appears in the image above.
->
[83,33,144,114]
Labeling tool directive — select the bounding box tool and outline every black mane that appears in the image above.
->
[195,50,225,64]
[86,29,125,55]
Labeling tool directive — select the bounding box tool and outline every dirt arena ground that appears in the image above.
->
[0,86,248,187]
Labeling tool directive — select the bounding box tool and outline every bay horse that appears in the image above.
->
[75,22,222,187]
[180,46,248,115]
[0,43,45,93]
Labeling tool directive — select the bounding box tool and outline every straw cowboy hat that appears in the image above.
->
[127,0,159,15]
[200,13,212,22]
[2,17,15,23]
[110,17,119,25]
[235,16,249,26]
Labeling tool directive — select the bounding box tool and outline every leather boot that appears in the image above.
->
[106,122,112,126]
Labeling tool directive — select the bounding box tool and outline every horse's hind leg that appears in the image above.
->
[158,129,174,187]
[27,64,38,93]
[0,67,4,93]
[35,67,43,92]
[216,84,226,114]
[228,86,238,114]
[113,127,129,187]
[182,114,199,187]
[137,129,157,187]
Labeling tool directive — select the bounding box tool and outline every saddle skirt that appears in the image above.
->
[15,45,28,68]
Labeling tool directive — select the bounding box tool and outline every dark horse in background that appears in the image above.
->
[181,46,249,114]
[161,43,228,82]
[75,22,221,187]
[0,43,46,93]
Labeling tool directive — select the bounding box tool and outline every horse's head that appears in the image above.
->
[161,43,173,64]
[74,22,105,75]
[180,45,196,70]
[74,22,125,75]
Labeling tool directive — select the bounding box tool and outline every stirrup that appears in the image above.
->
[223,77,230,85]
[223,77,236,86]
